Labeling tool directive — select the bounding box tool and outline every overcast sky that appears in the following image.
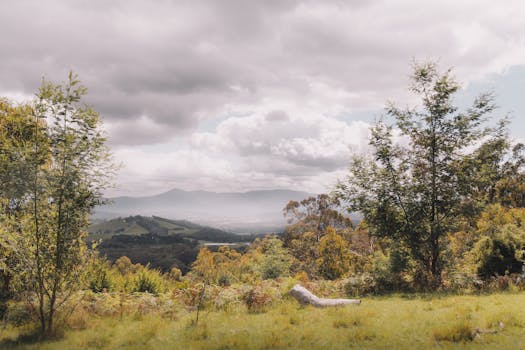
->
[1,0,525,196]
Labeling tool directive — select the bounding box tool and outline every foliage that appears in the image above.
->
[316,227,353,280]
[86,256,116,293]
[283,194,353,242]
[259,236,293,279]
[0,73,114,335]
[242,285,276,313]
[344,273,376,297]
[283,194,368,278]
[132,267,167,295]
[337,62,514,288]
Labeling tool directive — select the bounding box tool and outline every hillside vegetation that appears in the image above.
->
[88,216,260,272]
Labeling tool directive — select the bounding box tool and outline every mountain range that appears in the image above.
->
[93,188,314,233]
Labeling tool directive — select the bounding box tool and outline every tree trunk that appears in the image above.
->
[289,284,361,307]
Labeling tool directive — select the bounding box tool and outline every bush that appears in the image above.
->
[471,236,523,279]
[260,237,293,279]
[86,257,116,293]
[88,269,115,293]
[169,267,183,282]
[344,273,376,297]
[243,286,273,313]
[5,301,33,326]
[218,275,231,287]
[133,268,167,295]
[372,248,409,293]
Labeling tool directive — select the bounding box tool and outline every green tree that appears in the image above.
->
[0,98,46,318]
[337,62,507,288]
[283,194,354,277]
[2,73,114,335]
[283,194,353,242]
[317,227,352,280]
[259,236,293,279]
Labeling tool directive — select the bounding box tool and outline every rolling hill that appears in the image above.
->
[88,215,261,272]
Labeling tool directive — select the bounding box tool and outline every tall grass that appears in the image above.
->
[2,293,525,349]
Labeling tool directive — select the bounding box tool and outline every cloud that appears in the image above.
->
[2,0,525,195]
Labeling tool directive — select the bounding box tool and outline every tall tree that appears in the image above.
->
[337,62,507,288]
[2,73,114,335]
[0,98,45,317]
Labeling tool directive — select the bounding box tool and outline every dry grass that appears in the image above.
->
[2,292,525,349]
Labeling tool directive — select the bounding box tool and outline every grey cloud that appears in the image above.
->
[1,0,524,154]
[265,110,289,122]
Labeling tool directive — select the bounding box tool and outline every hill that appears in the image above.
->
[88,215,260,272]
[92,188,314,233]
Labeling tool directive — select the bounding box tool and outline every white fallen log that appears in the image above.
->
[289,284,361,307]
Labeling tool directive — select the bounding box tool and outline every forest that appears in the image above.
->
[1,63,525,349]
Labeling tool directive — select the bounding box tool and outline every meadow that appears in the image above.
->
[2,290,525,350]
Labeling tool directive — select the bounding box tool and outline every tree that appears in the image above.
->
[259,236,293,279]
[317,227,352,280]
[0,98,46,318]
[1,73,114,335]
[283,194,353,242]
[283,194,354,277]
[337,62,508,288]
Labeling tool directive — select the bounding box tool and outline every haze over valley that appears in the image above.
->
[94,188,315,233]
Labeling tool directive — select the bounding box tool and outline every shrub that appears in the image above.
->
[372,245,409,293]
[5,301,33,326]
[471,236,523,279]
[218,275,231,287]
[260,237,293,279]
[133,268,167,295]
[169,267,183,282]
[344,273,376,297]
[317,227,352,280]
[243,286,273,313]
[86,257,116,293]
[294,270,309,283]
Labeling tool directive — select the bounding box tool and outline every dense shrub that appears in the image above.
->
[133,268,167,295]
[260,237,293,279]
[86,258,116,293]
[471,236,523,279]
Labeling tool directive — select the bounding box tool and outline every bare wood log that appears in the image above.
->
[289,284,361,307]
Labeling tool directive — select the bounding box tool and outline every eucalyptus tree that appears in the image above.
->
[337,62,507,288]
[1,73,114,335]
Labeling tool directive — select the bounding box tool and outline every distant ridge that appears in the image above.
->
[93,188,315,233]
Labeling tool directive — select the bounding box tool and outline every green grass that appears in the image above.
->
[3,293,525,349]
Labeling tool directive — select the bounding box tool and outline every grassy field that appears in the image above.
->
[2,292,525,349]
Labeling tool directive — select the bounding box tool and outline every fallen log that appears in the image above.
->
[289,284,361,307]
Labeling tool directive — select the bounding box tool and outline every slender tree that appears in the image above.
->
[2,73,114,335]
[337,62,507,288]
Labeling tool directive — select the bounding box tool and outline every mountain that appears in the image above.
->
[93,188,314,233]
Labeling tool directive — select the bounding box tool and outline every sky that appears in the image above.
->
[1,0,525,197]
